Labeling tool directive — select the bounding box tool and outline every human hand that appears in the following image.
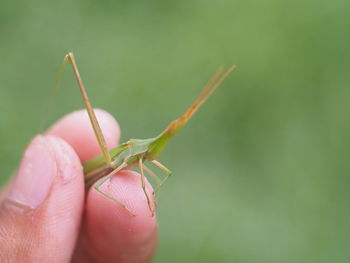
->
[0,109,158,263]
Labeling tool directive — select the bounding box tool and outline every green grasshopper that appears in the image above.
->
[60,52,235,216]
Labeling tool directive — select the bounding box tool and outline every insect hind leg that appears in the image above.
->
[64,52,115,168]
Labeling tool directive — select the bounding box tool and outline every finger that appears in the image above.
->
[0,135,84,263]
[47,109,158,262]
[47,109,120,162]
[75,170,158,263]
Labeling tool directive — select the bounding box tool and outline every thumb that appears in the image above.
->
[0,135,84,263]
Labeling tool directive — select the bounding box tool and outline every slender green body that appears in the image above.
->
[83,130,172,188]
[84,138,155,187]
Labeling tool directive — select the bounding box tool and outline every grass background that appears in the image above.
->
[1,0,350,262]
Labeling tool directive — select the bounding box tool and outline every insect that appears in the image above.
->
[59,52,235,216]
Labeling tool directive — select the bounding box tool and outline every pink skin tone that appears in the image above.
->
[0,109,157,263]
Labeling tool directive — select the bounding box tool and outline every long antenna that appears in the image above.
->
[40,57,68,132]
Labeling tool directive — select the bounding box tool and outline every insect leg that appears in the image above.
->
[64,52,115,168]
[151,160,173,193]
[143,165,161,207]
[139,157,154,216]
[143,165,161,185]
[94,162,135,216]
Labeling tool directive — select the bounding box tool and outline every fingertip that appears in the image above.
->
[7,135,83,210]
[82,171,158,262]
[47,109,120,162]
[0,135,85,262]
[91,170,157,228]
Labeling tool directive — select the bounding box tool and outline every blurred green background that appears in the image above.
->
[1,0,350,262]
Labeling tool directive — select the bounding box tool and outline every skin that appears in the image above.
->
[0,109,158,263]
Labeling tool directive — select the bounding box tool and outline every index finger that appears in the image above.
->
[47,109,158,263]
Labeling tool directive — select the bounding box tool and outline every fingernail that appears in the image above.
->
[8,135,56,209]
